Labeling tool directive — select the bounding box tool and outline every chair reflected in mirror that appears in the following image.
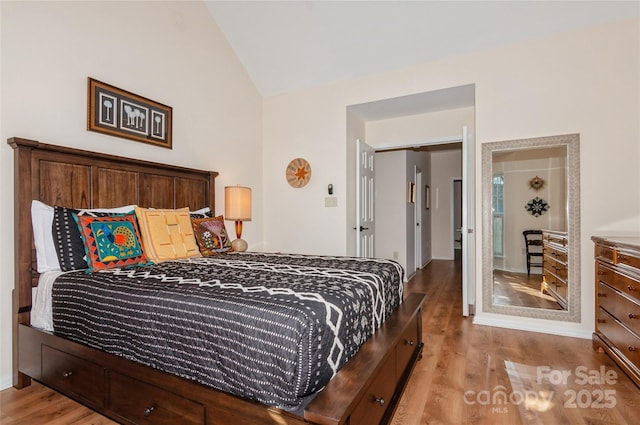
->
[523,230,543,275]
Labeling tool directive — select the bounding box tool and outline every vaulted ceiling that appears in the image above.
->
[206,1,639,97]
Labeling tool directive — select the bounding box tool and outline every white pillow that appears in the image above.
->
[190,207,211,215]
[79,205,136,214]
[31,200,61,273]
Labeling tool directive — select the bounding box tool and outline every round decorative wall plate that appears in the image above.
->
[529,176,545,191]
[286,158,311,188]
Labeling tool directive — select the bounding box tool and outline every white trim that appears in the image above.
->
[472,315,592,339]
[0,374,12,391]
[373,135,462,151]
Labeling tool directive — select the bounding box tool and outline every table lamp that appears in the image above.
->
[225,186,251,252]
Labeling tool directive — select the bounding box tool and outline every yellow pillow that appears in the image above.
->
[134,207,201,263]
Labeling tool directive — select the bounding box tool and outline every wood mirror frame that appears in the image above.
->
[481,133,581,322]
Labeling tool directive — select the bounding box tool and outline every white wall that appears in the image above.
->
[262,18,640,339]
[431,149,463,259]
[0,1,262,389]
[366,107,475,146]
[375,151,407,267]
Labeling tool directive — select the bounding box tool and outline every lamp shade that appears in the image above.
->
[224,186,252,221]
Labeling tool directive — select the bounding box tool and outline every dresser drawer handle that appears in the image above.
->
[628,285,637,292]
[629,346,638,352]
[143,406,156,417]
[374,397,385,406]
[597,293,607,297]
[618,254,626,261]
[597,319,606,323]
[598,270,606,276]
[62,371,73,378]
[405,339,415,346]
[629,313,639,319]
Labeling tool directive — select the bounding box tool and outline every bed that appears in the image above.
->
[10,137,425,425]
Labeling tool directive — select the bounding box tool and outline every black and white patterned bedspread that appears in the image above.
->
[52,252,404,408]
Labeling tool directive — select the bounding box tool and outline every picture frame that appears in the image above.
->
[425,185,430,210]
[87,77,172,149]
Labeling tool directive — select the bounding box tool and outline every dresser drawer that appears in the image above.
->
[597,308,640,369]
[396,317,420,382]
[544,232,567,247]
[598,263,640,303]
[544,246,567,264]
[109,372,205,425]
[555,280,568,302]
[596,262,616,287]
[595,244,615,263]
[42,345,105,407]
[617,249,640,273]
[349,353,396,425]
[544,258,567,281]
[597,282,640,335]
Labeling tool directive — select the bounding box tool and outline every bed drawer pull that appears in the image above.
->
[374,397,385,406]
[62,371,73,378]
[405,339,415,346]
[629,313,639,319]
[143,405,156,417]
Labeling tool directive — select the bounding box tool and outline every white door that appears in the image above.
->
[461,126,476,316]
[356,139,375,257]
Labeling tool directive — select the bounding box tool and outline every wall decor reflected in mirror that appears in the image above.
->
[482,134,580,322]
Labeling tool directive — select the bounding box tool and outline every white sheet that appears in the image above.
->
[31,270,66,331]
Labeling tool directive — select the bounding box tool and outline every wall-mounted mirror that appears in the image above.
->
[482,134,580,322]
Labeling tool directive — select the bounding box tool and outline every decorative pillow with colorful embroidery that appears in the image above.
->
[52,205,136,271]
[74,213,149,270]
[191,216,233,256]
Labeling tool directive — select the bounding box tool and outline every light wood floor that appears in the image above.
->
[392,259,640,425]
[492,269,562,310]
[2,259,640,424]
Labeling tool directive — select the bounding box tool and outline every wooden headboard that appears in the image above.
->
[9,136,218,327]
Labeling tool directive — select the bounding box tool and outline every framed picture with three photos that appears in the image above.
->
[87,77,172,149]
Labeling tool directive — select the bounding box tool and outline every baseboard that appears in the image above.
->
[432,256,454,261]
[472,315,593,339]
[0,374,12,391]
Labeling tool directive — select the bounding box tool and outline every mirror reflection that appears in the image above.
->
[482,134,580,322]
[491,146,567,310]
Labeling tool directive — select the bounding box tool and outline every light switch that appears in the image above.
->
[325,197,338,207]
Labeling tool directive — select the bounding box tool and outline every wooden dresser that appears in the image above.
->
[592,236,640,387]
[542,230,569,309]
